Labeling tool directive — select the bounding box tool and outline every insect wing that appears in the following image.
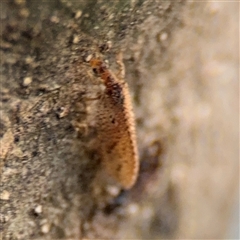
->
[97,86,138,189]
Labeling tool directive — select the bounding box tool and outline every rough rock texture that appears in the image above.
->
[0,0,238,239]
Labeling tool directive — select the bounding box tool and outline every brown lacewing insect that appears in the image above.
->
[89,55,139,189]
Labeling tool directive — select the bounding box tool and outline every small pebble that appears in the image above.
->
[73,35,79,44]
[160,32,168,41]
[85,54,93,62]
[15,0,25,5]
[25,56,34,64]
[50,16,59,23]
[41,223,50,233]
[106,185,120,196]
[23,77,32,86]
[0,190,10,200]
[19,8,29,18]
[34,205,42,214]
[126,203,139,215]
[75,10,82,19]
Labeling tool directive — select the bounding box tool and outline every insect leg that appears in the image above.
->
[116,52,125,80]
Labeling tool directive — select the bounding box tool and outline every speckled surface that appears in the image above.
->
[0,0,238,239]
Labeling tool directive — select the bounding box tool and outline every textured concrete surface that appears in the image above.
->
[0,0,238,239]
